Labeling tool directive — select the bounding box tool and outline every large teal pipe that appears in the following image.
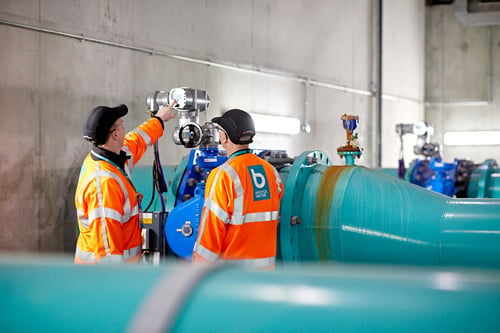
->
[1,256,500,332]
[279,151,500,268]
[467,159,500,198]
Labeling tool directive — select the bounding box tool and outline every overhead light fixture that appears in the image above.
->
[443,131,500,146]
[250,113,301,135]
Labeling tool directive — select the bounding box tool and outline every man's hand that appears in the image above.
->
[156,100,177,122]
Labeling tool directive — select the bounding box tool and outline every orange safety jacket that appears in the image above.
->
[193,149,284,269]
[74,117,164,264]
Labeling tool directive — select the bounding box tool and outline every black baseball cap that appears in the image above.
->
[83,104,128,145]
[212,109,255,144]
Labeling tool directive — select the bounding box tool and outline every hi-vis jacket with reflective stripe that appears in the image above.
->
[74,118,163,264]
[193,150,284,269]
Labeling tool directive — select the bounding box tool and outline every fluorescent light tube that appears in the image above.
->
[250,113,301,135]
[443,131,500,146]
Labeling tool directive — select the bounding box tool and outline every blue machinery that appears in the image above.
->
[393,121,500,198]
[396,157,500,198]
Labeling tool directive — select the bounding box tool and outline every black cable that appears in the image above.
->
[153,142,169,194]
[143,169,156,212]
[143,111,168,212]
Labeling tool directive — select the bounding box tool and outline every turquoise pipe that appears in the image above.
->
[467,159,500,198]
[1,256,500,333]
[279,151,500,268]
[373,167,399,179]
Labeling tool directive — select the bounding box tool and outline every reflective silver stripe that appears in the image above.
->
[76,171,97,206]
[76,246,140,264]
[193,168,225,255]
[240,210,279,224]
[95,162,112,257]
[79,168,133,220]
[98,254,125,264]
[219,163,244,225]
[88,206,123,225]
[204,199,230,224]
[124,162,132,177]
[80,172,96,189]
[131,204,139,217]
[77,209,90,228]
[219,256,276,268]
[134,127,153,147]
[76,190,83,206]
[196,244,219,262]
[78,216,90,228]
[97,169,132,221]
[78,169,138,228]
[122,146,134,170]
[272,166,282,196]
[123,245,142,260]
[75,247,96,262]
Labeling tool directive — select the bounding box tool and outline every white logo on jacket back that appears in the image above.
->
[248,165,270,201]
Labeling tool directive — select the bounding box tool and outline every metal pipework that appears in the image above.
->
[146,88,210,113]
[396,121,440,158]
[279,151,500,268]
[1,256,500,333]
[145,88,211,148]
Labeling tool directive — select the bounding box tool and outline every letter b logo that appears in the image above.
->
[251,169,266,189]
[248,165,270,201]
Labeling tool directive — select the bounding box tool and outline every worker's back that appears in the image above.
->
[193,150,284,269]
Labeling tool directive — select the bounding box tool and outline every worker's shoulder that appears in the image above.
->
[228,153,276,173]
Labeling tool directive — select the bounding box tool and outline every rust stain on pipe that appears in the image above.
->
[314,166,350,262]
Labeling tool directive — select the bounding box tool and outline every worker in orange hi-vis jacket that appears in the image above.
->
[193,109,284,270]
[75,101,176,264]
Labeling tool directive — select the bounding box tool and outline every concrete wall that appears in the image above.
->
[425,4,500,163]
[381,0,426,167]
[0,0,425,253]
